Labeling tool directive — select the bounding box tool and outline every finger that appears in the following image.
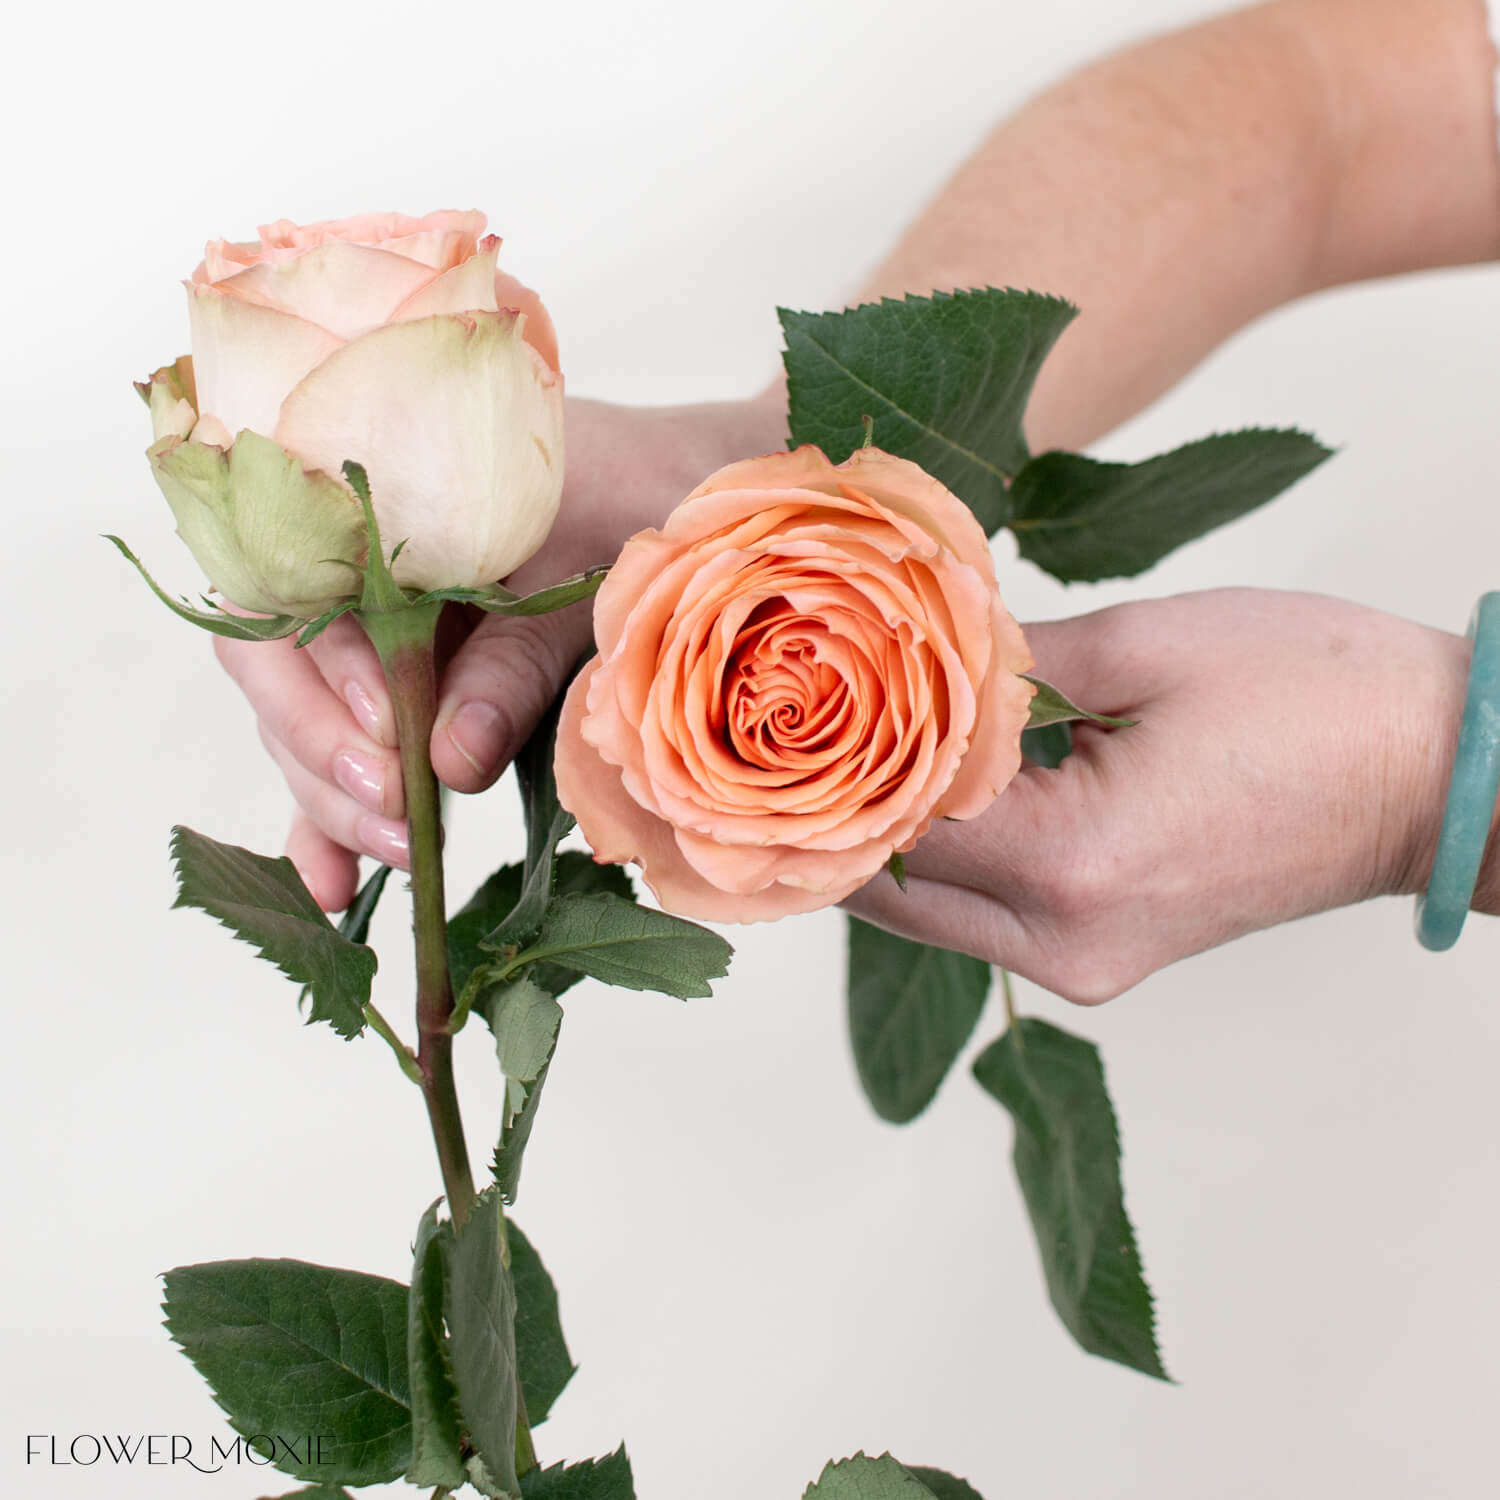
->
[261,723,410,874]
[1021,607,1160,717]
[218,634,404,822]
[845,869,1139,1007]
[286,809,361,913]
[301,613,396,747]
[432,600,596,792]
[845,870,1057,979]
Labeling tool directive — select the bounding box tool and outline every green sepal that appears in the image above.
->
[443,1186,521,1498]
[405,1204,467,1489]
[973,1017,1170,1380]
[107,535,305,641]
[146,430,367,617]
[1022,675,1136,731]
[296,601,357,648]
[161,1259,412,1487]
[519,1446,634,1499]
[170,826,374,1038]
[886,850,908,893]
[846,919,991,1123]
[1008,429,1333,582]
[781,289,1078,533]
[344,461,410,617]
[414,567,608,617]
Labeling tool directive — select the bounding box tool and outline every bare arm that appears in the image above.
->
[860,0,1500,450]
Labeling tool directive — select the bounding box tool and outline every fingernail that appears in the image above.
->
[333,748,388,815]
[345,680,387,742]
[357,815,409,868]
[448,700,507,776]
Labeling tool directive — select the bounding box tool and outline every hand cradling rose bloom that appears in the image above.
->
[137,210,563,616]
[554,446,1036,921]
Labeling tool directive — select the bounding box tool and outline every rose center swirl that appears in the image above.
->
[721,601,869,773]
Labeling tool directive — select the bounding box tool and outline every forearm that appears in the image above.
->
[855,0,1500,452]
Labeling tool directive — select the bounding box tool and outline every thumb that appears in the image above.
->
[1019,605,1154,720]
[431,599,596,792]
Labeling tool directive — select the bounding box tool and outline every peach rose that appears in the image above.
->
[554,446,1036,922]
[138,210,564,615]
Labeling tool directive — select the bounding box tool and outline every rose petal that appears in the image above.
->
[559,666,836,921]
[187,283,343,441]
[274,311,564,591]
[387,236,501,323]
[216,241,437,342]
[493,269,561,375]
[257,210,487,269]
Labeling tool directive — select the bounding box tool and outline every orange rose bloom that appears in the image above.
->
[554,446,1035,922]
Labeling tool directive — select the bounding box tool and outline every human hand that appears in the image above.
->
[214,394,787,910]
[847,589,1497,1003]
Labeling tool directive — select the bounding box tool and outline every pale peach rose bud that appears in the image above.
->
[554,446,1037,922]
[140,211,564,615]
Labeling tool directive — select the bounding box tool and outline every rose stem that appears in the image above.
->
[362,600,538,1475]
[365,601,478,1228]
[1000,967,1023,1050]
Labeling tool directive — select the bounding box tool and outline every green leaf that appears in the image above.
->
[780,289,1078,532]
[405,1204,466,1489]
[298,862,391,1014]
[903,1467,987,1500]
[520,1446,635,1500]
[444,1186,520,1497]
[170,825,374,1038]
[257,1489,356,1499]
[450,864,524,1003]
[1023,675,1136,731]
[107,536,305,641]
[494,693,579,949]
[847,920,991,1123]
[488,979,564,1085]
[339,862,393,946]
[491,1025,558,1206]
[1009,429,1333,582]
[972,1018,1169,1379]
[451,853,634,1007]
[414,568,608,616]
[162,1259,411,1486]
[803,1453,942,1499]
[506,892,732,1000]
[509,1221,576,1424]
[1019,721,1073,768]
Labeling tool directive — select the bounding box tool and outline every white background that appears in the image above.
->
[4,0,1500,1496]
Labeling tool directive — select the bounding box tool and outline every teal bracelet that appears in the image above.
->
[1415,591,1500,951]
